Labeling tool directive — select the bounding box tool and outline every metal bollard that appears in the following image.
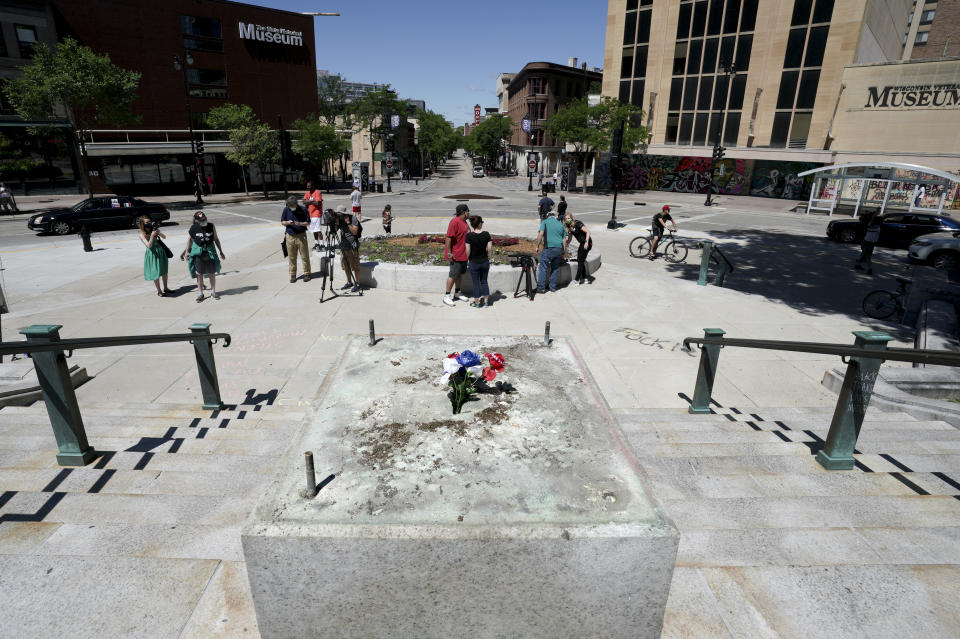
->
[816,331,893,470]
[688,328,726,414]
[369,319,376,346]
[189,323,224,410]
[303,450,318,498]
[697,240,713,286]
[544,321,551,346]
[21,324,97,466]
[80,225,93,252]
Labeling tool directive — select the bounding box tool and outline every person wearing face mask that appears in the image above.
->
[182,211,225,302]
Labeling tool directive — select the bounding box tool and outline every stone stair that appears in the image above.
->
[614,403,960,639]
[0,399,305,639]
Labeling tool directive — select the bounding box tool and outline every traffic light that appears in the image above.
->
[712,146,725,162]
[196,140,205,155]
[611,125,623,155]
[386,138,395,152]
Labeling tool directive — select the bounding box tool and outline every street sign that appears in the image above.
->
[528,159,537,171]
[386,160,393,169]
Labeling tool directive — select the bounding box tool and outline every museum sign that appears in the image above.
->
[864,84,960,109]
[237,22,303,46]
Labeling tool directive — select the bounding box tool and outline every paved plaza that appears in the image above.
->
[0,156,958,637]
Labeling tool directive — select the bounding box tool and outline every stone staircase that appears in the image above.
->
[0,398,304,639]
[614,403,960,639]
[2,396,959,637]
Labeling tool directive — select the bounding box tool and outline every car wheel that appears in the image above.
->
[839,229,857,243]
[133,214,151,229]
[51,220,72,235]
[931,251,960,270]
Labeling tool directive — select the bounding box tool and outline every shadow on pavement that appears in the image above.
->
[659,229,922,334]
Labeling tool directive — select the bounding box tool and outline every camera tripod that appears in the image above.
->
[318,225,364,303]
[512,254,539,301]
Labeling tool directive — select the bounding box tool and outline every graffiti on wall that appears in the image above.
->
[749,160,817,200]
[595,154,747,196]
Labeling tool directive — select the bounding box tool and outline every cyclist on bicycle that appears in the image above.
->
[650,205,677,259]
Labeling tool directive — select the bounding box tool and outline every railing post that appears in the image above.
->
[20,324,97,466]
[716,259,728,287]
[689,328,725,414]
[697,240,713,286]
[189,323,224,410]
[816,331,893,470]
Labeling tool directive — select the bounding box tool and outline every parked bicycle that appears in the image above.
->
[862,276,911,319]
[629,230,689,263]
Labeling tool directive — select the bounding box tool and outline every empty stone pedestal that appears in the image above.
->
[242,336,678,639]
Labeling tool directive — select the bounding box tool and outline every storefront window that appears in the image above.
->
[14,24,38,58]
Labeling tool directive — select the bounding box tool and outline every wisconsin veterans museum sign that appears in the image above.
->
[864,84,960,109]
[238,22,303,46]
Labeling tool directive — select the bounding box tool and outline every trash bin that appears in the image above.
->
[377,183,384,193]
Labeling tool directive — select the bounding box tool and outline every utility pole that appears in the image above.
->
[705,61,735,207]
[277,115,288,199]
[607,119,625,229]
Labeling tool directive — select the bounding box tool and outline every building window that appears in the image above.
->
[184,37,224,53]
[920,9,935,24]
[529,78,544,95]
[915,31,929,45]
[664,0,753,147]
[532,102,545,119]
[14,24,38,58]
[180,16,222,39]
[0,28,7,57]
[187,68,228,99]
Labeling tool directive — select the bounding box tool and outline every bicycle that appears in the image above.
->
[862,276,911,319]
[628,230,688,263]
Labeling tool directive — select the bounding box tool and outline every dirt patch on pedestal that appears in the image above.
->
[361,234,539,266]
[442,194,503,200]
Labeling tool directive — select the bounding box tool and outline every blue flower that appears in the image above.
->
[456,350,482,368]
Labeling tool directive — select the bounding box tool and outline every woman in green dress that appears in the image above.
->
[139,217,172,296]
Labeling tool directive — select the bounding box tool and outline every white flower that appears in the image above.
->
[466,365,483,377]
[442,357,462,375]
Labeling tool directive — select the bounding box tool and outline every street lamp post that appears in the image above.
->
[173,52,204,205]
[704,61,736,207]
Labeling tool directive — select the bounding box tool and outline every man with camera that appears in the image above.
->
[535,207,568,294]
[336,204,362,293]
[281,195,311,283]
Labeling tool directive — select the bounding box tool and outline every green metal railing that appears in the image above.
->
[697,240,734,287]
[682,329,960,470]
[6,323,230,467]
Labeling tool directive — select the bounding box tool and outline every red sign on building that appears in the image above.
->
[474,104,481,126]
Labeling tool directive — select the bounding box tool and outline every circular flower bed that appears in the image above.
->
[360,234,539,265]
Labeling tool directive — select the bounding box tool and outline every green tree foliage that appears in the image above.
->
[466,114,512,169]
[545,96,646,192]
[0,133,43,183]
[206,103,257,130]
[292,116,349,183]
[416,109,457,171]
[349,87,407,183]
[209,104,277,197]
[317,73,350,127]
[3,37,141,194]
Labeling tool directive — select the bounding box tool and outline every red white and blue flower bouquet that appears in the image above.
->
[440,350,506,414]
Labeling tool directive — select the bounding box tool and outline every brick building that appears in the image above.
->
[505,61,603,176]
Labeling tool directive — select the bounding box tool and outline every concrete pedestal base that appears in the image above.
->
[243,336,677,639]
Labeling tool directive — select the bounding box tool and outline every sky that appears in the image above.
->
[245,0,608,125]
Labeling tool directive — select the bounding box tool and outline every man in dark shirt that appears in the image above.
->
[650,205,677,259]
[538,191,555,220]
[281,195,311,282]
[337,205,362,293]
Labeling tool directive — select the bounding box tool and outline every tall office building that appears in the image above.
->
[602,0,960,198]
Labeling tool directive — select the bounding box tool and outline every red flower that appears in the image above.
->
[482,366,497,381]
[484,352,505,372]
[446,352,459,359]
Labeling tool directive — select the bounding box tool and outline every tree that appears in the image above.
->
[316,75,353,180]
[349,87,406,185]
[467,114,512,169]
[0,133,43,190]
[416,109,456,172]
[3,37,141,194]
[209,104,278,197]
[545,96,646,192]
[292,116,349,185]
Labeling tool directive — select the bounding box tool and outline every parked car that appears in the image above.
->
[826,212,960,249]
[909,231,960,269]
[472,166,484,178]
[28,196,170,235]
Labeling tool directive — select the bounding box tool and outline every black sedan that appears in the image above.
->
[28,196,170,235]
[826,212,960,249]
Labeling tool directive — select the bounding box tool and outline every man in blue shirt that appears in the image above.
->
[537,191,554,220]
[535,211,567,293]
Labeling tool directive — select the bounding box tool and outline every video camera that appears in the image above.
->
[509,253,536,268]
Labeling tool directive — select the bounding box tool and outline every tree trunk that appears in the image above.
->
[261,164,269,198]
[241,166,249,195]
